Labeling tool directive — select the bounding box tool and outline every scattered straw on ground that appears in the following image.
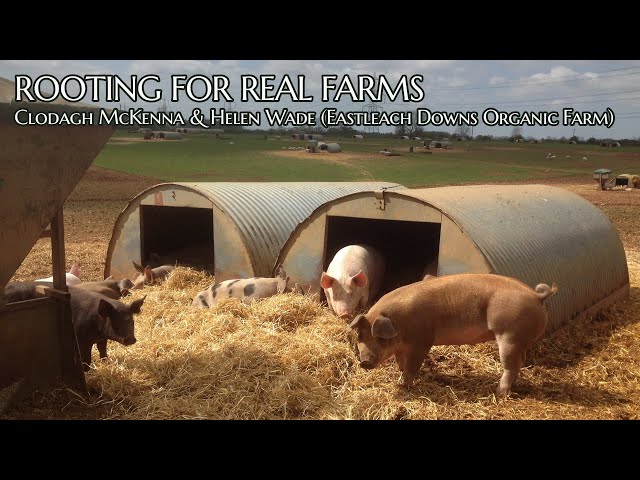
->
[5,263,639,420]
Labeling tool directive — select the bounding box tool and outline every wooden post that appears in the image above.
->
[44,287,87,394]
[48,207,87,394]
[50,207,67,292]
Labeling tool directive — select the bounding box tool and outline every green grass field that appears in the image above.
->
[94,131,640,186]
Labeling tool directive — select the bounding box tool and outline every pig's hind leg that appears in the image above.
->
[495,334,525,398]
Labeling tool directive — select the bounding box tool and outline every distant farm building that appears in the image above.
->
[601,141,621,147]
[400,136,410,140]
[174,128,224,135]
[154,131,182,140]
[412,136,421,140]
[291,133,324,141]
[352,135,364,141]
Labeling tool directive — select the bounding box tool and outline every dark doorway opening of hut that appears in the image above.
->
[323,216,440,303]
[140,205,215,272]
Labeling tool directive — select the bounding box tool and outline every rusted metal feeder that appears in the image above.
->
[275,184,629,333]
[593,168,612,190]
[0,77,114,405]
[105,182,405,283]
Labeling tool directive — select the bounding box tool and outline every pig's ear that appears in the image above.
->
[69,261,80,278]
[97,300,115,336]
[129,295,146,313]
[371,316,397,339]
[144,267,154,284]
[132,261,144,273]
[276,276,289,294]
[98,299,115,322]
[352,270,368,288]
[349,314,367,330]
[320,272,335,289]
[118,279,134,295]
[275,264,287,280]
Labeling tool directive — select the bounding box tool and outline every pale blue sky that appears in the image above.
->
[2,60,639,139]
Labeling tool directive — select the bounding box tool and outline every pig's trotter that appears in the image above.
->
[97,339,108,360]
[397,374,411,387]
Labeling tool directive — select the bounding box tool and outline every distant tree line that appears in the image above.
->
[220,123,640,145]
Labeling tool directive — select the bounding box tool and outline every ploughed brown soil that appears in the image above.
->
[3,166,639,420]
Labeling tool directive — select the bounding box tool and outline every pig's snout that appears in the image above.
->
[123,336,137,346]
[359,360,375,370]
[339,312,351,320]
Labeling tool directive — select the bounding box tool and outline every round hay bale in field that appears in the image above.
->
[326,143,341,153]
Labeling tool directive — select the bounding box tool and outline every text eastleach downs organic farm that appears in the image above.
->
[11,73,616,129]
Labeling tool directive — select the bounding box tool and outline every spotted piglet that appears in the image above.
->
[192,266,290,308]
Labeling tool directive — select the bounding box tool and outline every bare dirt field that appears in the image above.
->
[4,166,639,420]
[107,137,153,145]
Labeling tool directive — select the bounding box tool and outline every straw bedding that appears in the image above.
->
[9,258,635,420]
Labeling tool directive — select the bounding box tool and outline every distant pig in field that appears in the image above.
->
[76,278,134,299]
[321,244,385,320]
[67,286,146,370]
[131,262,176,289]
[192,266,289,308]
[349,273,558,397]
[35,261,81,286]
